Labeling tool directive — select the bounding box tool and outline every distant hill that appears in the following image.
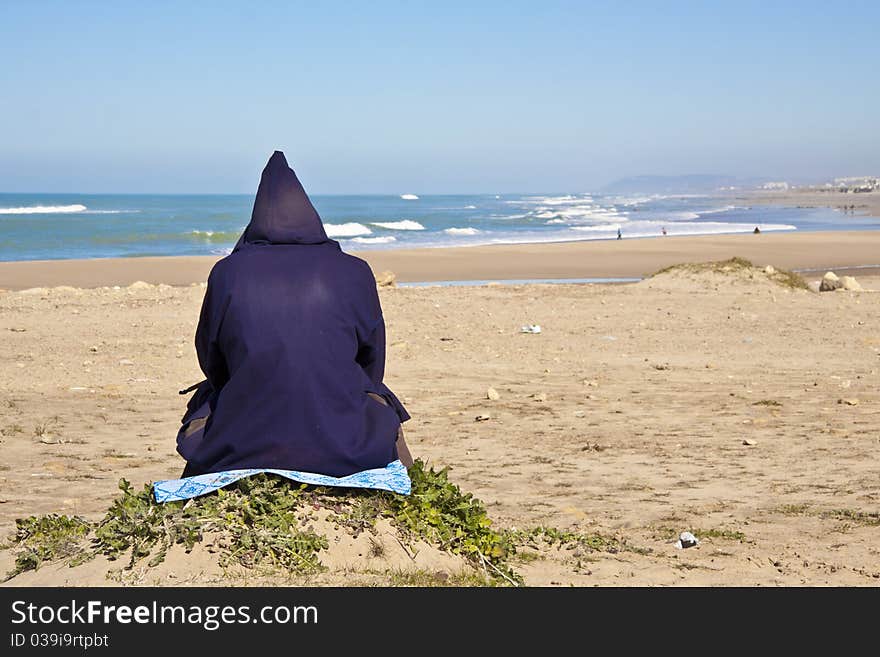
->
[602,174,751,194]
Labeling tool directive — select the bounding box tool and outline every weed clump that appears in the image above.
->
[8,515,90,577]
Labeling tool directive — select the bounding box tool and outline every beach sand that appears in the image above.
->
[1,235,879,585]
[2,230,880,291]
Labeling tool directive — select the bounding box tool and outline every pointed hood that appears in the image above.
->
[236,151,328,249]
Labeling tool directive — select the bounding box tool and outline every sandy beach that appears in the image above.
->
[2,230,880,291]
[1,231,879,586]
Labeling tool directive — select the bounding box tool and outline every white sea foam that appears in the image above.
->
[619,197,653,206]
[464,205,477,209]
[697,205,738,215]
[399,194,419,200]
[513,195,587,206]
[569,220,796,237]
[352,236,397,244]
[536,205,626,222]
[369,220,425,231]
[324,222,372,237]
[0,204,87,214]
[436,221,797,249]
[444,227,481,236]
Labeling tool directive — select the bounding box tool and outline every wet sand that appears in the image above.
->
[1,230,880,290]
[743,189,880,218]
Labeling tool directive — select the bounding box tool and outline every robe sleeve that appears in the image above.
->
[194,268,230,392]
[356,313,411,423]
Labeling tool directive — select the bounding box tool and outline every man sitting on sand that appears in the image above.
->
[176,151,413,477]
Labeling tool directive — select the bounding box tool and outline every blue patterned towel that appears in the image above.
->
[153,460,411,503]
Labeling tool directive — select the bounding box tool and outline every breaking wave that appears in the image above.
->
[0,204,87,214]
[352,236,397,244]
[325,222,372,237]
[444,227,481,236]
[369,220,425,231]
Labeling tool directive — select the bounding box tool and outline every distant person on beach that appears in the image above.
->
[176,151,413,478]
[661,227,667,236]
[617,227,622,240]
[753,226,761,234]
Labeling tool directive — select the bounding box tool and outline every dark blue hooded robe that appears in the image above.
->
[176,151,409,477]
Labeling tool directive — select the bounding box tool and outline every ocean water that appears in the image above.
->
[0,192,877,262]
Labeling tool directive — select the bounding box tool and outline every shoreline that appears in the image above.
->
[1,230,880,290]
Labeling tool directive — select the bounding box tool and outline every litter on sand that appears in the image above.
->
[520,324,542,334]
[675,531,699,549]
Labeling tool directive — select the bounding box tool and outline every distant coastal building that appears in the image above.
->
[833,176,879,193]
[761,181,789,191]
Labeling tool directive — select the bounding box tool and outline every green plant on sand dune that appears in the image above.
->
[6,515,91,576]
[3,461,637,585]
[651,257,809,290]
[2,460,525,584]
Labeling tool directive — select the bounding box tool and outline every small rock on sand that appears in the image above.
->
[764,265,776,275]
[743,439,757,446]
[486,387,500,400]
[838,398,859,406]
[841,276,863,292]
[532,392,547,403]
[474,414,491,422]
[820,272,842,292]
[375,271,396,287]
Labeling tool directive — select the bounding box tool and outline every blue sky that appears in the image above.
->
[1,1,878,193]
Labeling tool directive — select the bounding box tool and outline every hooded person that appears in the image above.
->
[176,151,412,477]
